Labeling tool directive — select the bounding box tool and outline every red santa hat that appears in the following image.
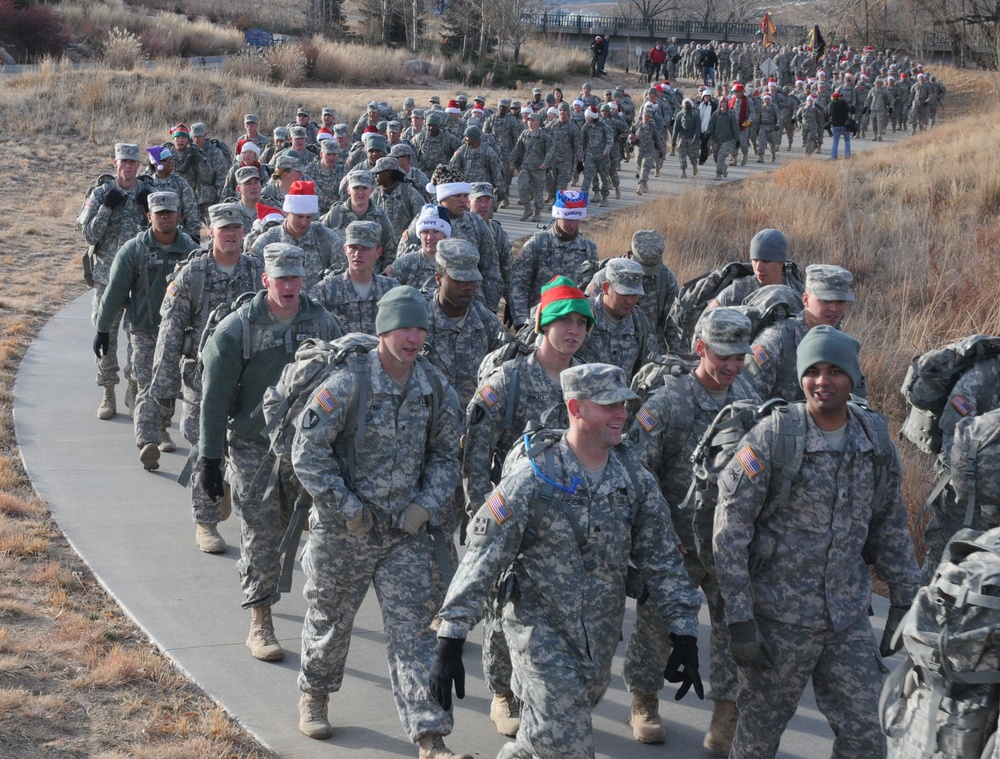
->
[584,106,599,120]
[363,124,380,135]
[256,203,284,225]
[283,180,319,215]
[446,99,462,114]
[237,138,261,156]
[316,127,334,141]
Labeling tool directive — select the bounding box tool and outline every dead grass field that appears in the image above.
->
[0,58,990,755]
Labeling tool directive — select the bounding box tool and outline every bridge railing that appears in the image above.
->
[526,13,809,41]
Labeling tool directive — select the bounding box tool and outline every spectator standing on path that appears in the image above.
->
[590,36,606,78]
[828,90,852,160]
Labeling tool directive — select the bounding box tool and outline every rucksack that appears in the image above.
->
[209,137,233,166]
[476,337,536,431]
[630,352,698,408]
[669,260,804,345]
[687,399,894,570]
[900,335,1000,455]
[880,527,1000,759]
[260,333,445,591]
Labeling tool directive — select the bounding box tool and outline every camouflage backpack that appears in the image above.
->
[880,527,1000,759]
[476,337,536,431]
[900,335,1000,455]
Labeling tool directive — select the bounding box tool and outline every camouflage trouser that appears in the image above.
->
[871,110,889,138]
[548,159,575,194]
[783,118,796,148]
[92,283,123,387]
[910,103,928,131]
[802,126,819,155]
[899,102,911,129]
[735,129,750,157]
[582,154,611,199]
[298,518,453,741]
[638,152,658,183]
[516,168,546,211]
[624,551,737,702]
[757,126,780,157]
[677,137,699,171]
[732,615,885,759]
[131,329,172,447]
[227,433,298,608]
[715,139,735,176]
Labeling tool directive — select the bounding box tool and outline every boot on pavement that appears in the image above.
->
[614,186,621,199]
[629,691,666,744]
[703,700,738,755]
[756,155,764,163]
[692,161,698,176]
[679,168,687,178]
[299,692,333,739]
[741,152,748,166]
[636,181,646,196]
[159,429,176,452]
[97,386,116,420]
[417,734,473,759]
[519,206,532,221]
[490,692,520,736]
[139,442,160,471]
[247,605,284,661]
[598,196,609,207]
[532,208,542,222]
[195,523,226,553]
[498,197,509,209]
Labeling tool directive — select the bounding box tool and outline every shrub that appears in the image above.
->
[0,0,70,62]
[103,27,145,71]
[267,42,308,86]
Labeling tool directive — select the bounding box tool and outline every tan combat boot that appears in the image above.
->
[629,691,666,744]
[247,605,284,661]
[614,186,621,199]
[679,168,687,178]
[97,386,116,420]
[636,181,646,196]
[159,429,176,452]
[195,523,226,553]
[139,442,160,471]
[417,734,473,759]
[298,692,333,739]
[532,208,542,222]
[498,197,509,209]
[741,152,748,166]
[691,161,697,176]
[489,692,520,736]
[703,699,738,755]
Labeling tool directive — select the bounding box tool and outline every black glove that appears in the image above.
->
[729,620,775,670]
[664,633,704,700]
[880,605,908,658]
[200,458,225,501]
[135,187,151,212]
[429,637,465,711]
[576,161,584,173]
[93,331,110,359]
[103,188,125,208]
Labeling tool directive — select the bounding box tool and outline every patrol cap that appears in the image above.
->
[322,106,335,116]
[694,307,753,356]
[297,108,310,117]
[274,126,290,139]
[796,324,862,388]
[319,139,340,154]
[263,242,307,278]
[806,264,855,302]
[526,110,541,121]
[605,258,645,296]
[235,166,261,184]
[347,169,374,188]
[344,220,382,248]
[209,203,245,228]
[511,100,522,109]
[457,94,468,104]
[373,156,402,174]
[403,97,415,108]
[464,125,482,140]
[532,87,542,95]
[190,122,207,137]
[435,238,482,281]
[630,230,664,266]
[376,120,388,133]
[427,111,447,127]
[474,94,486,103]
[429,95,441,104]
[388,120,402,132]
[558,102,570,111]
[244,113,259,123]
[290,126,308,139]
[148,191,180,213]
[115,142,141,161]
[560,363,639,405]
[498,97,512,107]
[274,154,303,171]
[376,285,429,334]
[749,228,788,262]
[333,123,349,137]
[469,182,494,199]
[390,143,414,158]
[412,108,425,119]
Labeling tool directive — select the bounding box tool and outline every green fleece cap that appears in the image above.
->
[536,275,594,332]
[797,324,862,389]
[376,285,429,335]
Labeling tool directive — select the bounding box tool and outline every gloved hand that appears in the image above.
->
[135,187,151,212]
[576,161,584,173]
[93,332,110,359]
[346,505,374,534]
[880,605,908,658]
[664,633,704,700]
[729,620,776,670]
[103,188,125,208]
[401,502,430,535]
[429,637,465,711]
[200,458,225,501]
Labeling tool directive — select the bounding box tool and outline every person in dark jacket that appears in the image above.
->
[828,89,852,160]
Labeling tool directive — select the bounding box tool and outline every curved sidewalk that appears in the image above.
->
[14,128,906,757]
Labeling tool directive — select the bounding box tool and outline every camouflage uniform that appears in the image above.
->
[291,352,462,742]
[576,293,655,380]
[222,162,268,201]
[714,271,804,308]
[670,107,702,174]
[546,117,583,195]
[144,172,201,242]
[797,103,821,155]
[484,110,522,161]
[743,312,811,401]
[79,172,150,388]
[412,130,462,176]
[371,181,425,245]
[580,118,614,202]
[320,200,397,270]
[630,117,665,187]
[587,257,682,354]
[172,145,212,211]
[510,127,556,216]
[950,409,1000,533]
[384,251,437,293]
[713,405,920,759]
[302,158,347,215]
[438,435,700,759]
[508,229,598,328]
[707,107,740,178]
[308,270,399,335]
[250,222,345,290]
[151,248,264,524]
[96,226,199,447]
[449,143,506,197]
[756,99,782,160]
[200,289,342,610]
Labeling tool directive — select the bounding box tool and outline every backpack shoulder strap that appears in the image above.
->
[848,401,895,516]
[763,401,803,523]
[504,350,529,431]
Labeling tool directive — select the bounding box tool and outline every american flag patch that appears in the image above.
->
[487,491,512,524]
[636,407,658,432]
[315,387,339,413]
[166,281,178,297]
[951,394,973,416]
[478,384,499,407]
[737,446,763,478]
[751,344,769,366]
